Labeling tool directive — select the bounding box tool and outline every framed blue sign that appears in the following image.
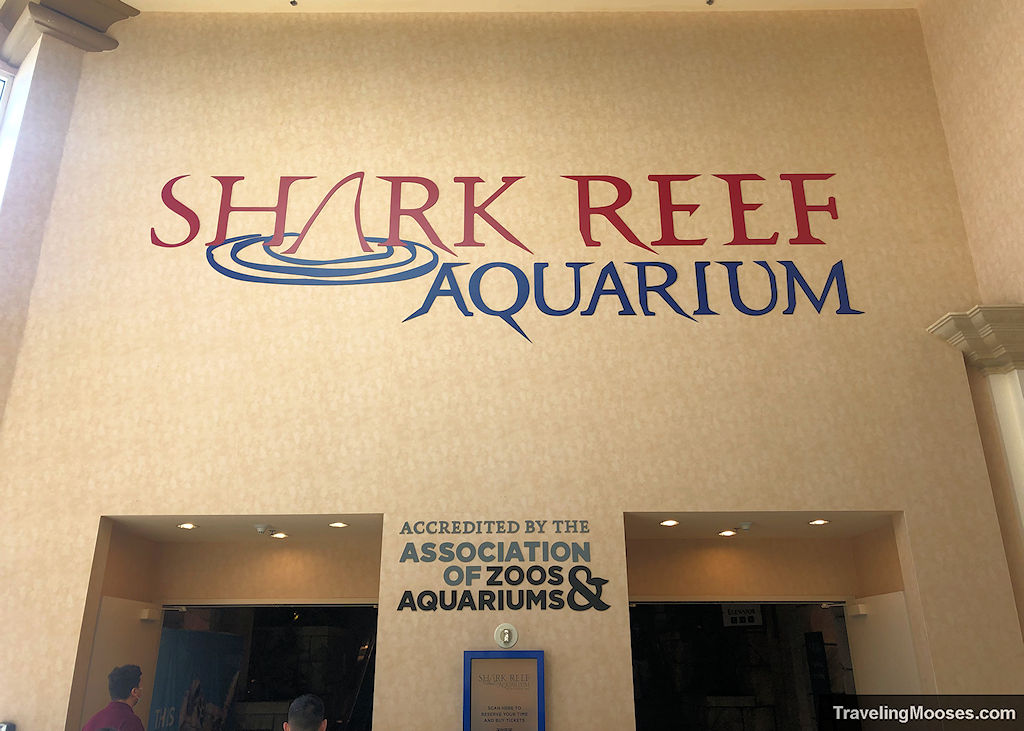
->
[463,650,545,731]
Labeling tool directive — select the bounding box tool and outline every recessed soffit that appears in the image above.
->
[624,511,895,540]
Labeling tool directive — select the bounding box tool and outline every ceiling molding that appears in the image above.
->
[29,3,117,51]
[41,0,139,33]
[929,305,1024,374]
[0,6,33,65]
[0,0,138,66]
[0,1,29,35]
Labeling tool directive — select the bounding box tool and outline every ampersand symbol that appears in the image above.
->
[567,566,610,611]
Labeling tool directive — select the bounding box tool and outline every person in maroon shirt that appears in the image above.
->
[82,664,144,731]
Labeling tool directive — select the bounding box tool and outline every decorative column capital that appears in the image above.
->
[1,0,138,66]
[929,304,1024,374]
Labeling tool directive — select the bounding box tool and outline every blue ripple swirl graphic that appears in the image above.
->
[207,233,438,285]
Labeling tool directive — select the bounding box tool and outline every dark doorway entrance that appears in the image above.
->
[630,603,855,731]
[153,605,376,731]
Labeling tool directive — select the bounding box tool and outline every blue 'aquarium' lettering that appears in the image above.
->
[405,259,861,341]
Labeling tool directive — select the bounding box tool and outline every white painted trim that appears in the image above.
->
[0,66,12,122]
[987,371,1024,537]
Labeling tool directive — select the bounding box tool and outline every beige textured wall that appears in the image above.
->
[0,9,1023,730]
[919,0,1024,303]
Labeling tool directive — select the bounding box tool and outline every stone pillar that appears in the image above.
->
[0,0,137,423]
[929,304,1024,632]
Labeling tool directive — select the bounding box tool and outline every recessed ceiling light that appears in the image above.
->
[329,522,348,528]
[660,519,679,527]
[718,529,737,537]
[271,531,288,539]
[809,519,830,526]
[177,522,197,530]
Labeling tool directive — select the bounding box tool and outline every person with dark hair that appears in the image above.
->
[82,664,144,731]
[283,694,326,731]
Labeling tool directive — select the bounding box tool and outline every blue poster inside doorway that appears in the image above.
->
[148,628,244,731]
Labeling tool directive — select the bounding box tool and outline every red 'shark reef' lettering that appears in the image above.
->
[150,173,839,252]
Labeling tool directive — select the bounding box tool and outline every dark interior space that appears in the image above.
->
[157,605,376,731]
[630,603,855,731]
